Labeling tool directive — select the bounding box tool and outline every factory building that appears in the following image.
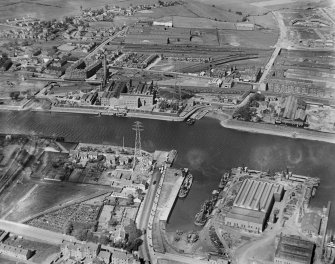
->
[153,17,173,27]
[119,94,154,108]
[100,80,155,109]
[235,23,255,31]
[224,179,284,233]
[81,92,98,105]
[274,235,314,264]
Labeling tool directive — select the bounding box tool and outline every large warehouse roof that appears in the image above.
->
[275,235,314,264]
[233,179,282,213]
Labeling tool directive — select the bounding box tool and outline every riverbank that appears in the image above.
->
[31,107,186,121]
[221,118,335,145]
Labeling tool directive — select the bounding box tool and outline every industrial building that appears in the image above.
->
[153,17,173,27]
[274,235,315,264]
[100,80,155,109]
[224,179,284,233]
[235,23,255,31]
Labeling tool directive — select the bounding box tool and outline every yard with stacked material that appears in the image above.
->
[3,182,107,222]
[27,203,101,233]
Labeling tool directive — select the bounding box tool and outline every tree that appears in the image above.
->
[64,222,73,235]
[73,228,88,241]
[9,91,20,100]
[99,234,110,245]
[124,220,142,242]
[233,105,253,121]
[126,238,143,253]
[109,219,118,227]
[93,259,105,264]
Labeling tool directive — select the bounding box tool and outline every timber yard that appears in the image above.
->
[0,0,335,264]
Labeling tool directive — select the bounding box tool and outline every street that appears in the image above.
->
[0,219,77,245]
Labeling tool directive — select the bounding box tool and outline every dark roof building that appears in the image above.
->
[301,212,321,236]
[274,235,314,264]
[225,179,284,233]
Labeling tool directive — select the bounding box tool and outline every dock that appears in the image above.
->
[151,168,184,254]
[194,109,209,120]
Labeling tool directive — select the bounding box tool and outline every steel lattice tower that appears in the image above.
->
[132,121,144,167]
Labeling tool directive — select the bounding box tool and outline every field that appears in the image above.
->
[173,16,236,30]
[150,60,200,72]
[0,0,119,20]
[218,29,278,48]
[134,5,199,19]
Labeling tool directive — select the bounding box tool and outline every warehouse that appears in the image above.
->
[274,235,314,264]
[224,179,284,233]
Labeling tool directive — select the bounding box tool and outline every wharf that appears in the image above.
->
[157,168,184,222]
[151,168,184,254]
[320,201,332,256]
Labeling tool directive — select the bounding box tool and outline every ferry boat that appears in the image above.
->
[178,173,193,198]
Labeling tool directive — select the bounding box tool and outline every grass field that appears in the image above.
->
[218,29,278,48]
[173,16,236,30]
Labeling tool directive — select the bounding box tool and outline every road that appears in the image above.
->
[258,11,287,87]
[0,219,77,245]
[137,168,161,262]
[156,252,210,264]
[320,8,335,26]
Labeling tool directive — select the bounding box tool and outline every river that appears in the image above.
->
[0,111,335,231]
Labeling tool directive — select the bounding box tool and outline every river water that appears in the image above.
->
[1,111,335,231]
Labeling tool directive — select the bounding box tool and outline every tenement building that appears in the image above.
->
[224,178,284,233]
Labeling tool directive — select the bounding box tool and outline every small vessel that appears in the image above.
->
[186,118,195,125]
[178,173,193,198]
[219,172,229,189]
[114,112,127,117]
[194,200,210,226]
[194,192,218,226]
[312,187,316,197]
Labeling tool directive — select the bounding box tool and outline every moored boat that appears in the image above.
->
[178,173,193,198]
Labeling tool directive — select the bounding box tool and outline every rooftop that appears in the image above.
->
[275,235,314,264]
[233,179,280,213]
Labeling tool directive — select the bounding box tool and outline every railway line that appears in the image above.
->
[179,55,263,73]
[122,43,273,55]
